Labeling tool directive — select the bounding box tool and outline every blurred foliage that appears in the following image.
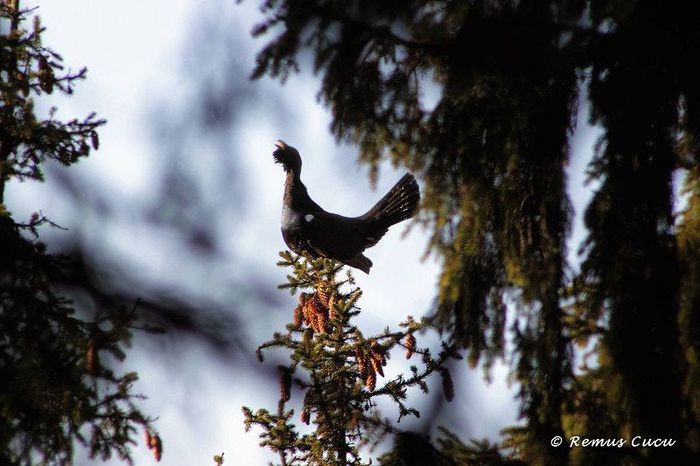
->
[435,427,526,466]
[248,0,700,464]
[1,2,158,465]
[242,252,461,465]
[379,427,528,466]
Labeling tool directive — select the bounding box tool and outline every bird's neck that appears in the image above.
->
[284,171,308,207]
[284,170,301,195]
[283,169,322,215]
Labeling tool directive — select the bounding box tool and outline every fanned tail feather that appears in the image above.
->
[361,173,420,227]
[358,173,420,248]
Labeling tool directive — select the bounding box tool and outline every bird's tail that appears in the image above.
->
[360,173,420,236]
[343,254,373,274]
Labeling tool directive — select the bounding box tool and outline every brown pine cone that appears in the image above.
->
[316,308,328,334]
[316,286,332,308]
[370,340,386,365]
[293,304,304,328]
[85,339,97,375]
[279,368,292,402]
[355,348,367,379]
[327,293,336,320]
[304,295,325,332]
[150,433,163,461]
[404,334,416,360]
[365,369,376,391]
[440,368,454,402]
[301,407,311,425]
[369,350,384,377]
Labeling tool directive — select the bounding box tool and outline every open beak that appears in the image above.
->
[273,140,285,164]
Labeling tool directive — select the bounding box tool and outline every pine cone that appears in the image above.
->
[365,369,376,391]
[85,339,97,375]
[369,341,385,376]
[91,132,100,150]
[293,304,304,328]
[303,307,315,331]
[279,368,291,402]
[303,295,324,332]
[369,350,384,377]
[299,293,312,325]
[440,368,454,402]
[328,293,336,320]
[355,348,367,379]
[144,429,162,461]
[38,56,55,94]
[315,308,328,333]
[370,340,385,365]
[301,407,310,425]
[404,334,416,360]
[149,433,163,462]
[316,286,331,308]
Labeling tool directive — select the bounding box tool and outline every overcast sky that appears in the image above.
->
[5,1,608,464]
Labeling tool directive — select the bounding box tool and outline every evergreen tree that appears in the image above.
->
[246,1,700,464]
[243,252,461,465]
[1,2,159,464]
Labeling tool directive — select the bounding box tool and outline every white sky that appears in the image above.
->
[6,1,605,465]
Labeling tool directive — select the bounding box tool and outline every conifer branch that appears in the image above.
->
[243,252,456,465]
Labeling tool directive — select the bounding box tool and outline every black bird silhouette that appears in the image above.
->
[273,140,420,273]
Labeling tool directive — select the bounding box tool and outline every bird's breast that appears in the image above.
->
[281,205,302,231]
[281,216,306,255]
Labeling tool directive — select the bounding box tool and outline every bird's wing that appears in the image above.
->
[300,211,365,260]
[342,254,372,274]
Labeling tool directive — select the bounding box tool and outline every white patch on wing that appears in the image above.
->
[304,214,315,222]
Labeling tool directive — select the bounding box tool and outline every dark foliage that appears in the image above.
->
[247,0,700,464]
[1,3,158,464]
[243,252,461,465]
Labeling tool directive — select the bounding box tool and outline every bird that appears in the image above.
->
[273,140,420,274]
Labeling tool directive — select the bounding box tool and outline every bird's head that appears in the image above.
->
[273,140,302,174]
